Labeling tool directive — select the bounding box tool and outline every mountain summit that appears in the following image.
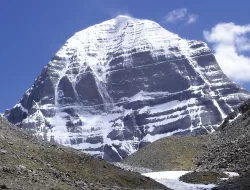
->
[4,16,250,161]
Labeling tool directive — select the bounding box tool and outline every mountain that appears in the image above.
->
[0,116,166,189]
[4,15,250,162]
[195,98,250,174]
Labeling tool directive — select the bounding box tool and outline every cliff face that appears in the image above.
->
[5,15,250,161]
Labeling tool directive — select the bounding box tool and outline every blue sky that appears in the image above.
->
[1,0,250,112]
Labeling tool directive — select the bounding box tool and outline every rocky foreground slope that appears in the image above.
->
[214,172,250,190]
[4,15,250,161]
[195,98,250,174]
[0,116,166,190]
[122,135,210,171]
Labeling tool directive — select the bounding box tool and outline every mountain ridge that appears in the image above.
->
[4,16,250,161]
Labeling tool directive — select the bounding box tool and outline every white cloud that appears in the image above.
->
[187,14,198,24]
[165,8,198,25]
[165,8,187,23]
[204,23,250,83]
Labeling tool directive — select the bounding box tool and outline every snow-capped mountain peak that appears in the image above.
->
[4,16,250,161]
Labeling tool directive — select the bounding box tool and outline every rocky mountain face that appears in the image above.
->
[4,15,250,162]
[195,98,250,174]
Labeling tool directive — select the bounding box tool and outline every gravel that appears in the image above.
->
[195,99,250,174]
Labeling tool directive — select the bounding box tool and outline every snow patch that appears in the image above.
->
[142,171,216,190]
[229,113,242,123]
[15,103,28,114]
[212,99,227,119]
[142,171,239,190]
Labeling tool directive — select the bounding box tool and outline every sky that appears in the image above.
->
[1,0,250,113]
